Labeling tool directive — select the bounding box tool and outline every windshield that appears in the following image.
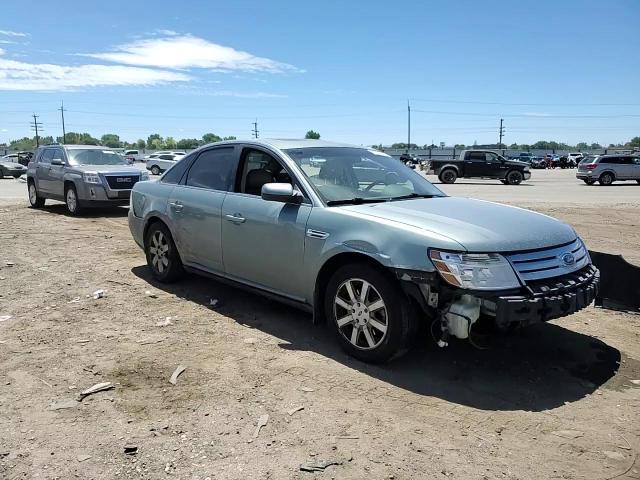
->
[67,149,128,166]
[284,147,445,204]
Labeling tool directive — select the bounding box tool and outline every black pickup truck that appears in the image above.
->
[426,149,532,185]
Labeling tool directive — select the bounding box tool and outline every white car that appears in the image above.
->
[144,150,185,160]
[146,153,183,175]
[566,152,584,166]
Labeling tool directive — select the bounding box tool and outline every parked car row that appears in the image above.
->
[24,139,601,363]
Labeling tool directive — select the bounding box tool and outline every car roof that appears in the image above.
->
[203,138,358,150]
[40,144,115,150]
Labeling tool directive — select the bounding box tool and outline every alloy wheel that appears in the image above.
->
[29,184,37,205]
[334,278,388,350]
[149,230,170,274]
[66,188,77,213]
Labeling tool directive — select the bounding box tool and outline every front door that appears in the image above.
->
[48,147,67,198]
[483,152,508,178]
[166,146,236,273]
[36,148,54,194]
[221,147,312,301]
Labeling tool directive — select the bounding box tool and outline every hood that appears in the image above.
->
[505,159,529,167]
[341,197,576,252]
[0,161,26,168]
[72,164,146,174]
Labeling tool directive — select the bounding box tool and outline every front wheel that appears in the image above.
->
[439,168,457,184]
[65,184,83,215]
[28,181,46,208]
[506,170,524,185]
[151,166,161,176]
[325,264,411,363]
[145,222,183,282]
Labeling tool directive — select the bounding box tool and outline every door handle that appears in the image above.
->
[169,201,183,212]
[225,213,246,224]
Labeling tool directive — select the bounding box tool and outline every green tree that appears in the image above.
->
[222,136,236,141]
[147,134,162,149]
[136,139,146,150]
[508,143,519,149]
[590,143,602,149]
[151,138,164,150]
[176,138,201,149]
[164,136,177,149]
[58,132,98,145]
[627,136,640,148]
[202,133,222,144]
[305,130,320,139]
[454,144,466,149]
[100,134,121,148]
[576,142,589,150]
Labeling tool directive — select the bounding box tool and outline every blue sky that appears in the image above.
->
[1,0,639,146]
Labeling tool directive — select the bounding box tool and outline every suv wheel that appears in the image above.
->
[599,172,614,186]
[28,181,45,208]
[584,179,595,185]
[439,168,457,184]
[65,184,83,215]
[151,166,161,176]
[506,170,524,185]
[325,263,411,363]
[145,222,183,282]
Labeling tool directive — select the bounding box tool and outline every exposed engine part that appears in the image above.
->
[441,294,481,340]
[418,283,439,308]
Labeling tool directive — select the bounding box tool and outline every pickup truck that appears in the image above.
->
[427,150,531,185]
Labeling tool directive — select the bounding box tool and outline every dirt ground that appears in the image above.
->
[1,179,640,479]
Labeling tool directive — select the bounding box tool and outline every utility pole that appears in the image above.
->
[30,114,43,147]
[407,100,411,153]
[59,101,66,144]
[498,118,505,149]
[252,119,259,139]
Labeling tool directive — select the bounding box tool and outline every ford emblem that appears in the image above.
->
[561,252,575,266]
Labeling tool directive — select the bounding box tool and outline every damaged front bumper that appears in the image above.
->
[395,264,600,328]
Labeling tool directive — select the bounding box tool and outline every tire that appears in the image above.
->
[584,179,595,185]
[324,263,411,363]
[151,166,161,176]
[636,180,640,185]
[500,179,508,184]
[144,222,183,283]
[28,181,45,208]
[599,172,614,186]
[506,170,524,185]
[438,168,457,184]
[65,184,83,215]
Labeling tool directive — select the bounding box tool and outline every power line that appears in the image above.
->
[411,109,640,118]
[410,98,640,107]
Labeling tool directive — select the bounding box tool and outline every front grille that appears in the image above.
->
[105,174,139,190]
[506,239,590,282]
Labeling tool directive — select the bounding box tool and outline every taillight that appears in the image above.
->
[586,164,598,170]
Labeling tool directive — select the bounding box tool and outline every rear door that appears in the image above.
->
[48,147,67,198]
[631,157,640,180]
[464,151,487,176]
[166,146,237,273]
[36,148,54,194]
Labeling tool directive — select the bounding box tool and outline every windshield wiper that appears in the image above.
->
[387,193,443,201]
[326,197,389,206]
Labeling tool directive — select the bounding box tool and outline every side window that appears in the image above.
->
[237,149,292,196]
[602,157,620,164]
[622,157,633,165]
[161,154,193,184]
[185,147,235,191]
[159,154,174,160]
[40,149,54,164]
[468,152,485,161]
[485,153,500,162]
[51,148,65,162]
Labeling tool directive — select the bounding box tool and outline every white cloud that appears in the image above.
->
[524,112,552,117]
[84,35,302,73]
[0,52,190,91]
[156,29,179,36]
[0,40,17,45]
[186,88,287,98]
[0,30,28,37]
[0,48,4,56]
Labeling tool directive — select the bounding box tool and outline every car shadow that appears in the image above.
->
[39,203,129,218]
[131,265,621,412]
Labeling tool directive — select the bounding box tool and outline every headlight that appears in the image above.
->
[83,172,101,184]
[140,171,149,181]
[429,249,521,290]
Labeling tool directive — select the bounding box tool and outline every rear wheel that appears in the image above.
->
[65,184,83,215]
[151,166,161,176]
[439,168,457,184]
[28,181,45,208]
[325,263,411,363]
[599,172,614,186]
[506,170,524,185]
[145,222,183,282]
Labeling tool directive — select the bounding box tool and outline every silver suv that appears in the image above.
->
[27,145,149,214]
[128,139,599,363]
[576,154,640,185]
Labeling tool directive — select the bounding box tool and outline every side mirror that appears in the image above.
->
[261,183,302,204]
[51,159,64,166]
